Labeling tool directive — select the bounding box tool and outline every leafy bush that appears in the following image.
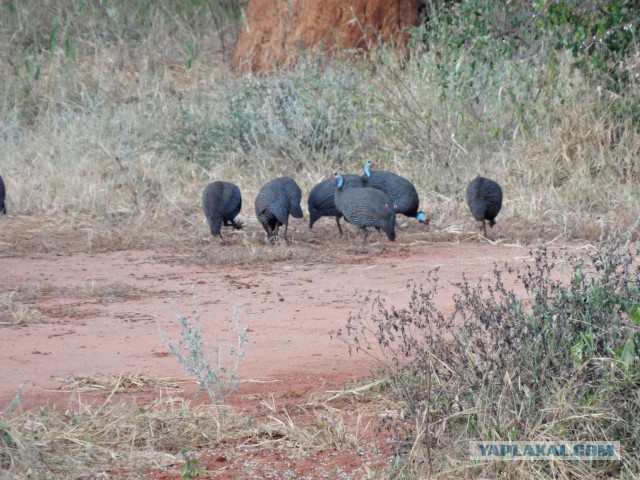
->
[179,447,206,479]
[159,61,374,169]
[333,230,640,477]
[422,0,638,92]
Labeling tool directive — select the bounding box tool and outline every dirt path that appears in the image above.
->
[0,236,532,411]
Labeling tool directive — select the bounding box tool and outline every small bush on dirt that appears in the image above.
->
[179,447,206,479]
[333,229,640,478]
[160,295,248,404]
[0,292,46,326]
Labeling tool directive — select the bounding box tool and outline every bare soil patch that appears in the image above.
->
[0,217,546,477]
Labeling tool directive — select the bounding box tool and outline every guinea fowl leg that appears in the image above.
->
[360,227,369,253]
[335,217,343,236]
[377,228,386,253]
[482,219,487,238]
[283,220,289,242]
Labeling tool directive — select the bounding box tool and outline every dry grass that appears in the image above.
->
[0,2,637,250]
[0,292,46,326]
[0,279,147,327]
[7,280,145,303]
[54,373,188,393]
[0,376,392,479]
[1,389,246,478]
[1,2,638,478]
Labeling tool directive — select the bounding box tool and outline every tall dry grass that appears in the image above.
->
[1,2,638,249]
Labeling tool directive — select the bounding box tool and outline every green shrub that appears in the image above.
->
[159,60,374,169]
[333,230,640,477]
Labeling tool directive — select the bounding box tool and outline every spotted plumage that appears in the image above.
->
[465,175,503,237]
[308,174,365,235]
[202,181,244,244]
[362,160,428,223]
[255,176,303,241]
[332,172,396,252]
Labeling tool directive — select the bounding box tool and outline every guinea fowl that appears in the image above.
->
[202,181,244,244]
[255,176,303,241]
[465,175,503,237]
[332,171,396,252]
[362,160,428,224]
[308,174,365,235]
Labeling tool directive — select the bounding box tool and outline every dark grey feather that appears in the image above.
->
[255,176,304,240]
[466,176,503,236]
[308,174,365,234]
[202,181,243,242]
[363,162,427,223]
[334,173,396,251]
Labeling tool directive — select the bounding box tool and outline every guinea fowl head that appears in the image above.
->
[416,211,429,224]
[331,170,344,189]
[363,160,376,177]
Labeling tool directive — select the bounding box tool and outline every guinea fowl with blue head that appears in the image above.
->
[308,174,365,235]
[332,170,396,252]
[362,160,428,224]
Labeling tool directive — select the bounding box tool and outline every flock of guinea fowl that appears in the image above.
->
[201,160,503,252]
[0,162,502,253]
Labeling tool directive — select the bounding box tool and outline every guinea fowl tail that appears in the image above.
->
[290,202,304,219]
[386,211,396,241]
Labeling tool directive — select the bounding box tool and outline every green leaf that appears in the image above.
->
[65,36,74,59]
[571,340,583,367]
[632,304,640,325]
[49,20,59,56]
[618,336,637,368]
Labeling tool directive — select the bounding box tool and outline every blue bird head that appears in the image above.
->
[330,170,344,188]
[363,160,376,177]
[416,211,429,224]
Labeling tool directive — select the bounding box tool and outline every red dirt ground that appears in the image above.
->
[0,218,548,477]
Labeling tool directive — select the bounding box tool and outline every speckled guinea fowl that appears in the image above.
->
[362,160,428,223]
[465,175,503,237]
[332,171,396,252]
[202,181,244,244]
[255,176,303,241]
[308,174,365,235]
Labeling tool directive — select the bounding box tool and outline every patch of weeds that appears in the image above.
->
[0,292,46,326]
[332,230,640,478]
[160,290,248,404]
[179,447,206,479]
[0,387,22,471]
[1,394,247,478]
[71,281,145,303]
[158,60,373,168]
